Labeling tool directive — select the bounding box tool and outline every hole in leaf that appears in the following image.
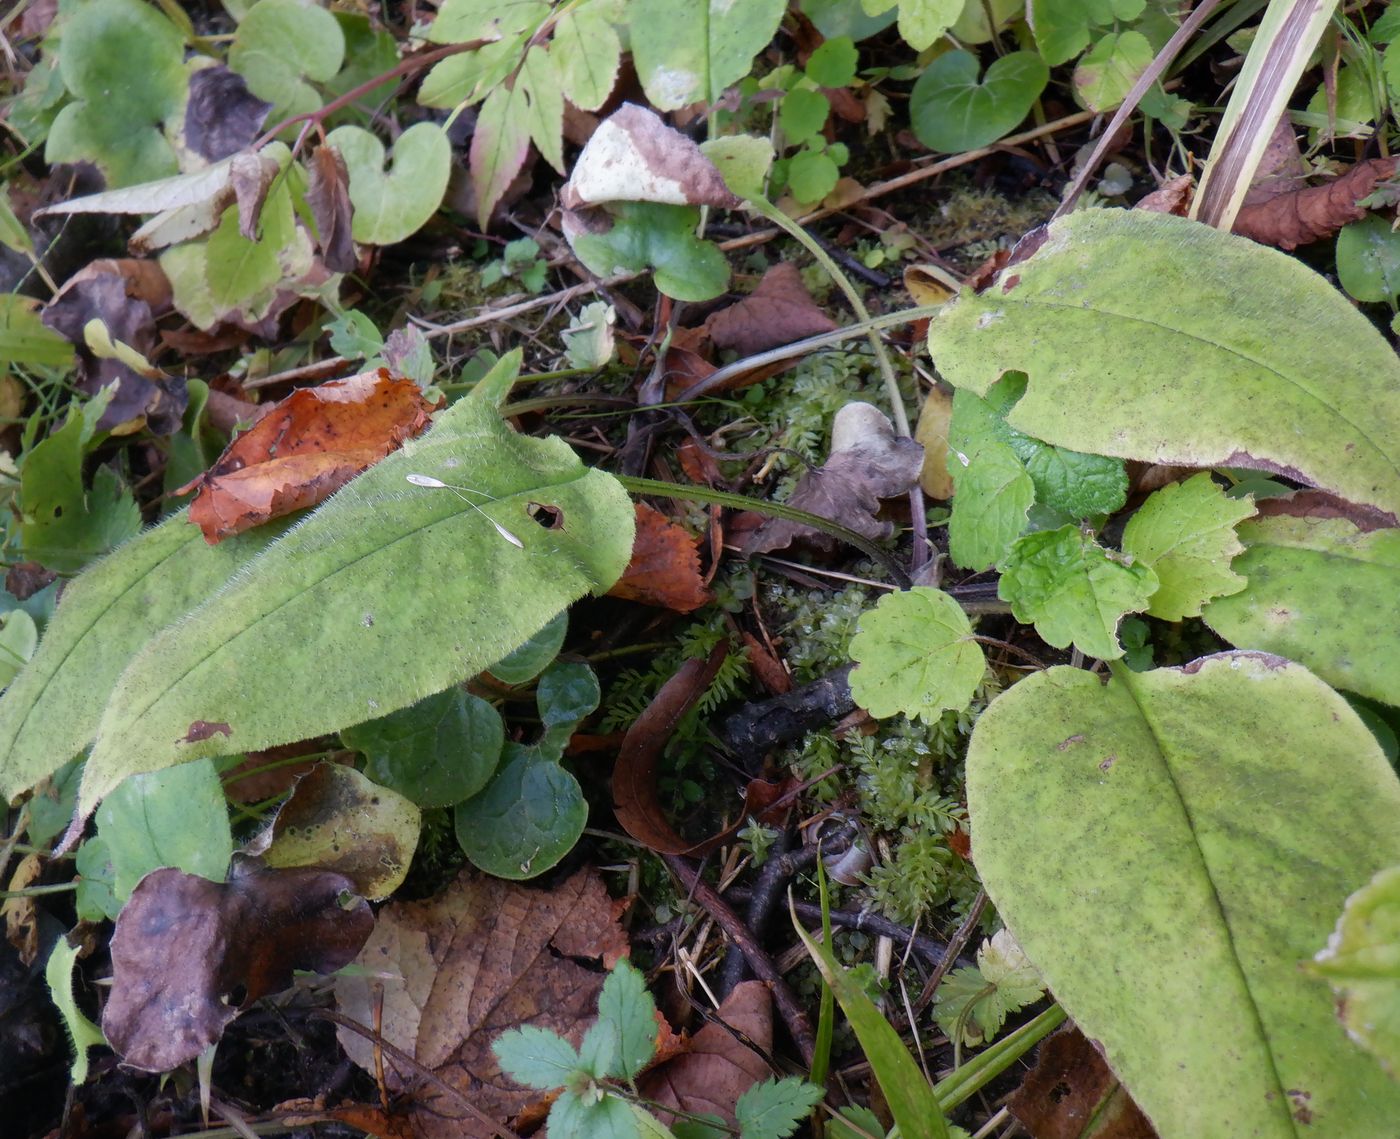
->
[225,983,248,1007]
[527,502,564,530]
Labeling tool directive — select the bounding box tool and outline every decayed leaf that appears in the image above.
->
[608,502,712,613]
[703,262,836,356]
[737,402,923,555]
[257,763,420,901]
[927,209,1400,522]
[639,981,772,1129]
[178,369,437,543]
[304,145,356,273]
[968,653,1400,1136]
[914,385,955,499]
[332,866,628,1139]
[1233,158,1398,251]
[182,66,273,162]
[103,861,373,1072]
[1007,1024,1158,1139]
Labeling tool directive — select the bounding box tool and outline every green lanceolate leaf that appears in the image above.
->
[999,525,1157,660]
[630,0,786,109]
[44,0,186,186]
[327,122,452,246]
[909,50,1048,153]
[470,81,533,229]
[849,587,984,722]
[0,514,281,803]
[927,209,1400,521]
[1310,864,1400,1077]
[1121,472,1254,620]
[967,653,1400,1137]
[78,374,634,816]
[1203,504,1400,705]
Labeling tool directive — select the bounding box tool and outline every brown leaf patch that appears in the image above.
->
[178,369,438,543]
[1007,1024,1157,1139]
[609,503,713,612]
[1233,158,1399,250]
[742,631,792,696]
[704,262,837,357]
[1134,174,1194,216]
[306,145,357,273]
[332,866,629,1139]
[103,862,373,1072]
[639,981,773,1130]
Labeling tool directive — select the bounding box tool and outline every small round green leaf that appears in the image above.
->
[805,37,859,88]
[1073,31,1153,113]
[228,0,345,119]
[909,50,1048,153]
[780,88,831,144]
[454,747,588,879]
[488,610,568,685]
[538,660,601,731]
[850,587,984,722]
[341,687,504,808]
[1337,214,1400,305]
[326,122,451,246]
[786,148,840,205]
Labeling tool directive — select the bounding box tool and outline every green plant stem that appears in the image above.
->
[932,1003,1068,1112]
[743,196,910,437]
[616,475,911,588]
[0,881,78,898]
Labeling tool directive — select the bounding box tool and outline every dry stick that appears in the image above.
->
[662,853,818,1066]
[914,889,988,1016]
[1053,0,1225,219]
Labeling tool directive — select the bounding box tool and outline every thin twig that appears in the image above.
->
[915,890,988,1015]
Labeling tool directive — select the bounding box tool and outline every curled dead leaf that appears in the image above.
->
[703,262,837,357]
[103,861,373,1072]
[609,503,713,613]
[1233,158,1399,251]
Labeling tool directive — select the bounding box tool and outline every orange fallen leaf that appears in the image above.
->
[178,369,438,544]
[609,502,713,612]
[1008,1024,1157,1139]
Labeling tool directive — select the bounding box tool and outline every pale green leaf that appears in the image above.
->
[550,1090,640,1139]
[793,911,951,1139]
[1310,864,1400,1078]
[570,202,729,302]
[552,6,622,111]
[453,745,588,878]
[967,654,1400,1136]
[78,383,634,815]
[735,1078,825,1139]
[698,135,774,200]
[999,526,1157,660]
[418,38,522,108]
[0,609,37,688]
[786,149,840,205]
[520,46,565,174]
[341,687,504,807]
[1121,473,1254,620]
[909,50,1048,153]
[470,82,532,229]
[0,517,282,802]
[849,587,983,722]
[427,0,548,42]
[586,959,658,1079]
[1029,0,1100,66]
[494,1024,584,1090]
[228,0,345,120]
[95,758,232,902]
[895,0,961,53]
[630,0,786,109]
[204,174,296,310]
[1336,214,1400,304]
[926,209,1400,521]
[947,441,1033,572]
[45,937,107,1084]
[326,122,451,245]
[804,37,859,88]
[0,186,33,255]
[1203,505,1400,705]
[44,0,185,186]
[0,295,74,369]
[1074,30,1154,112]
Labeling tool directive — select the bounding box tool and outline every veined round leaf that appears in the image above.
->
[947,439,1033,572]
[1073,30,1153,113]
[538,660,600,733]
[805,37,859,88]
[909,50,1048,154]
[1310,864,1400,1077]
[341,687,505,808]
[786,148,841,206]
[326,122,451,246]
[968,654,1400,1137]
[926,209,1400,522]
[570,202,729,302]
[228,0,345,120]
[1121,472,1254,621]
[454,746,587,879]
[1336,214,1400,305]
[488,610,567,685]
[79,382,634,816]
[1202,507,1400,705]
[780,88,831,144]
[849,587,984,722]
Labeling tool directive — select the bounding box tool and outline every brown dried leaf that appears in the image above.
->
[639,981,772,1130]
[737,402,923,555]
[306,145,356,273]
[742,631,791,696]
[704,262,837,357]
[103,862,373,1072]
[182,68,272,162]
[178,369,437,543]
[2,854,44,964]
[609,502,713,612]
[1134,174,1194,216]
[1232,158,1398,251]
[332,866,629,1139]
[914,385,954,500]
[1008,1024,1158,1139]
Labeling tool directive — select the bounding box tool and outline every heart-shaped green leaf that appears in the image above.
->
[570,202,729,302]
[326,122,451,246]
[909,50,1048,153]
[968,653,1400,1136]
[630,0,786,109]
[228,0,345,120]
[1073,30,1153,112]
[454,745,587,879]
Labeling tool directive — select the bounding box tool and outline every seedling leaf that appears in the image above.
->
[967,654,1400,1136]
[587,959,658,1080]
[1073,31,1153,112]
[45,937,107,1084]
[909,50,1048,153]
[493,1023,584,1090]
[735,1077,825,1139]
[454,745,588,879]
[849,586,983,722]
